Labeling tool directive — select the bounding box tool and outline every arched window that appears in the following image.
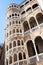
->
[35,36,43,54]
[6,45,8,51]
[9,56,12,64]
[15,13,17,16]
[9,15,11,18]
[27,40,35,57]
[26,7,31,12]
[21,40,24,45]
[17,40,20,46]
[20,5,24,8]
[6,59,8,65]
[32,3,38,9]
[19,21,21,24]
[23,52,26,59]
[29,17,37,28]
[36,13,43,24]
[13,41,16,47]
[12,14,14,17]
[21,11,25,15]
[9,43,12,49]
[19,53,22,60]
[23,21,29,32]
[14,54,17,62]
[25,1,29,5]
[20,29,22,33]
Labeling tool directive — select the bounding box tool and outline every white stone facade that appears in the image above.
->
[5,0,43,65]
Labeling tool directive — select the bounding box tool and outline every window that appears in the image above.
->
[36,13,43,24]
[20,29,22,33]
[23,52,26,59]
[25,1,29,5]
[26,7,31,12]
[29,17,37,28]
[15,13,17,16]
[18,14,19,16]
[19,21,21,24]
[32,3,38,9]
[9,56,12,64]
[20,5,24,8]
[30,0,32,1]
[19,53,22,60]
[13,41,16,47]
[27,40,35,57]
[9,43,12,49]
[12,14,14,16]
[35,36,43,54]
[17,40,20,46]
[9,15,11,18]
[23,21,29,32]
[14,54,17,62]
[6,45,8,51]
[21,11,25,15]
[12,5,13,7]
[21,40,24,45]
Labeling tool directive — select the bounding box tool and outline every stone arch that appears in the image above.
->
[9,56,12,64]
[9,43,12,49]
[35,36,43,54]
[29,17,37,28]
[23,21,29,32]
[14,54,17,62]
[13,41,16,47]
[36,13,43,24]
[19,52,22,60]
[32,3,38,9]
[27,40,35,57]
[17,40,20,46]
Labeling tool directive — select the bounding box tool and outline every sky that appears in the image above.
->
[0,0,43,45]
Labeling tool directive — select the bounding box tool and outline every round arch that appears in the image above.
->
[26,40,35,57]
[36,13,43,24]
[23,21,29,32]
[32,3,38,9]
[29,17,37,28]
[35,36,43,54]
[19,52,22,60]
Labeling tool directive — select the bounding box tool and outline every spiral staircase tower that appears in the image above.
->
[5,0,43,65]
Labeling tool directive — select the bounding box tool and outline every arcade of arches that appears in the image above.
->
[23,13,43,32]
[27,36,43,57]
